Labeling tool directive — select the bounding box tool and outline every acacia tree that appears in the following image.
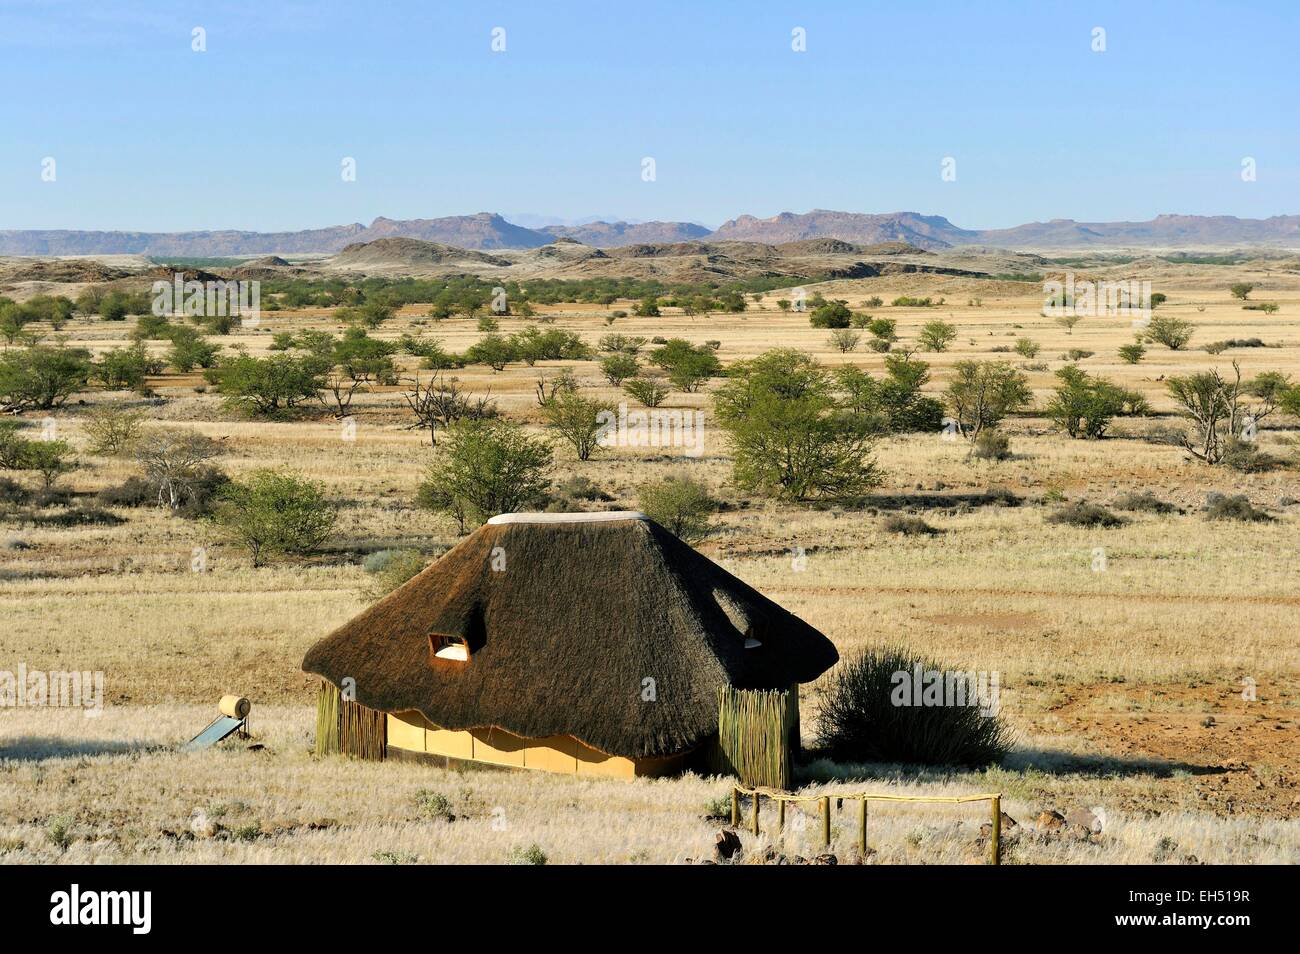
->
[134,430,223,509]
[214,470,337,567]
[0,344,93,411]
[714,348,882,501]
[1046,366,1147,439]
[1144,315,1195,351]
[943,361,1032,440]
[638,474,714,543]
[648,339,720,392]
[208,353,326,414]
[416,419,552,533]
[543,389,614,461]
[918,320,958,352]
[402,374,497,445]
[1054,313,1082,335]
[1166,362,1285,464]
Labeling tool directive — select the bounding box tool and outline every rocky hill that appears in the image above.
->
[3,211,1298,257]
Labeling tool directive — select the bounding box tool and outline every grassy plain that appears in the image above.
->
[3,265,1299,863]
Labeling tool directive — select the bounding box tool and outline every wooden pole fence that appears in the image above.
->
[731,785,1004,865]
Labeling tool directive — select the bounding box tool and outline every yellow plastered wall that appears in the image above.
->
[385,712,687,778]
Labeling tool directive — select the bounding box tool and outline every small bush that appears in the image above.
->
[1221,439,1285,473]
[882,514,938,536]
[970,429,1011,460]
[33,488,74,509]
[1060,349,1094,361]
[556,475,612,502]
[97,476,155,508]
[828,328,860,353]
[1047,501,1126,528]
[623,376,670,407]
[808,301,852,328]
[917,319,957,352]
[229,823,261,843]
[361,549,402,574]
[1118,342,1146,364]
[364,549,427,598]
[702,795,732,822]
[414,789,453,821]
[1113,491,1177,514]
[83,405,144,455]
[639,474,714,543]
[1205,494,1271,522]
[46,816,75,852]
[32,507,126,528]
[814,647,1012,767]
[0,477,30,506]
[978,486,1022,508]
[213,470,337,566]
[599,352,639,385]
[1145,315,1195,350]
[507,843,548,866]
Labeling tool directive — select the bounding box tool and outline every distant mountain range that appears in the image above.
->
[3,209,1298,257]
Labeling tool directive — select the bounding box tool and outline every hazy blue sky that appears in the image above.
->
[1,0,1295,231]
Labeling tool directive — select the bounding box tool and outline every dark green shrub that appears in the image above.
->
[32,507,126,527]
[970,429,1012,460]
[808,300,852,328]
[1047,501,1126,527]
[638,474,714,543]
[882,514,938,535]
[97,476,155,508]
[1205,494,1271,522]
[814,647,1011,767]
[1113,491,1177,514]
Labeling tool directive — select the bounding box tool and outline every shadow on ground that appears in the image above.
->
[798,747,1225,786]
[0,736,156,761]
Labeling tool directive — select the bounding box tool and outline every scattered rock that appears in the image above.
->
[979,813,1020,839]
[811,853,838,865]
[714,829,742,861]
[1201,715,1216,728]
[1065,807,1103,833]
[1036,810,1066,831]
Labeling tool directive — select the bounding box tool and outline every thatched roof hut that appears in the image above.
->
[303,512,837,778]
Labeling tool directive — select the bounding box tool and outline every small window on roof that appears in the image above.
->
[434,634,469,662]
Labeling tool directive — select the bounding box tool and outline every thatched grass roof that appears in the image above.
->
[302,512,837,759]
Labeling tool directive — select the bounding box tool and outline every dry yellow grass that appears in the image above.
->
[2,706,1296,864]
[3,267,1299,863]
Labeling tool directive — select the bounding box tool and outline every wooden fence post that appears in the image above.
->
[778,799,786,832]
[990,795,1001,866]
[730,788,739,827]
[752,790,760,836]
[858,798,867,854]
[820,796,830,848]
